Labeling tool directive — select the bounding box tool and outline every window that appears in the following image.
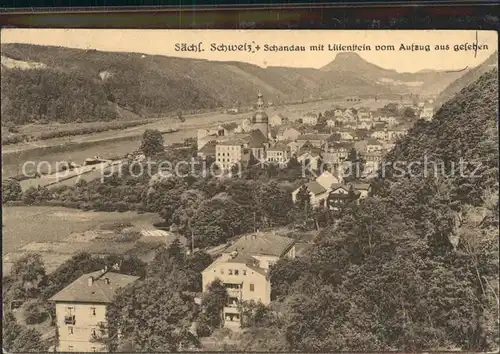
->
[68,327,74,335]
[68,346,74,352]
[250,283,255,292]
[91,327,97,336]
[220,268,224,274]
[242,270,247,276]
[90,307,96,316]
[91,347,97,352]
[66,306,74,314]
[234,270,239,276]
[228,269,233,275]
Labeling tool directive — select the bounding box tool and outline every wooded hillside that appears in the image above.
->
[260,69,499,352]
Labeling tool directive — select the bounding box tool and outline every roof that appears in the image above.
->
[272,113,287,119]
[217,139,245,146]
[267,144,289,152]
[304,112,317,117]
[315,171,341,189]
[297,134,331,141]
[49,271,139,303]
[330,184,360,197]
[199,140,217,154]
[329,142,354,150]
[337,127,355,133]
[306,181,327,195]
[225,231,296,257]
[247,129,268,148]
[351,182,371,191]
[366,138,383,146]
[222,122,239,131]
[252,111,269,122]
[354,129,370,139]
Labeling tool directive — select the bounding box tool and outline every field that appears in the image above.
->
[2,206,166,277]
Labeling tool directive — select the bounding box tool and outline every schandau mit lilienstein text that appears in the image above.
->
[175,42,489,53]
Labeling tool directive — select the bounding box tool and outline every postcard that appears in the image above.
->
[1,29,498,353]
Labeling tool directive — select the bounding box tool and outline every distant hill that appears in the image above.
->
[319,52,465,96]
[0,44,466,125]
[435,51,498,107]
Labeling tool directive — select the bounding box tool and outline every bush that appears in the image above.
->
[115,230,141,243]
[100,222,133,231]
[24,301,47,325]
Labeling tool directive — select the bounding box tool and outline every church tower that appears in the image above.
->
[251,91,269,140]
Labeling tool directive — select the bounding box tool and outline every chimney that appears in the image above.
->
[104,278,110,285]
[88,276,94,286]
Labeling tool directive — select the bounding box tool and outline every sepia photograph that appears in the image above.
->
[1,29,498,353]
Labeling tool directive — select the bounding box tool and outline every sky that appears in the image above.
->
[1,29,497,73]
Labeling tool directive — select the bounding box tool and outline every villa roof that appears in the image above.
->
[366,138,383,146]
[222,122,239,131]
[225,231,296,257]
[49,271,139,303]
[297,134,331,141]
[306,181,327,195]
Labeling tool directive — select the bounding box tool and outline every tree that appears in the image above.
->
[200,279,228,329]
[402,107,416,119]
[107,277,198,352]
[140,129,164,158]
[2,312,22,351]
[11,327,48,352]
[24,300,48,324]
[190,194,244,247]
[11,253,47,298]
[22,186,51,205]
[2,179,22,203]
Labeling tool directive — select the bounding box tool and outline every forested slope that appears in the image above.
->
[1,43,463,126]
[260,69,499,352]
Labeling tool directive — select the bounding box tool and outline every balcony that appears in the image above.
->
[226,288,242,298]
[64,315,75,325]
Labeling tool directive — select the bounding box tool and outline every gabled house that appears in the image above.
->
[238,118,253,132]
[266,144,290,166]
[334,109,344,118]
[357,109,371,121]
[291,171,342,208]
[327,181,371,212]
[297,149,323,170]
[201,231,296,328]
[216,139,252,171]
[370,128,388,141]
[49,270,139,353]
[287,141,302,156]
[343,109,356,121]
[270,113,288,127]
[387,126,409,140]
[276,127,301,142]
[220,122,239,136]
[324,142,353,164]
[366,138,384,153]
[337,128,355,141]
[419,105,434,121]
[327,184,359,212]
[302,112,318,125]
[326,118,336,127]
[296,134,331,149]
[357,121,372,130]
[197,140,217,159]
